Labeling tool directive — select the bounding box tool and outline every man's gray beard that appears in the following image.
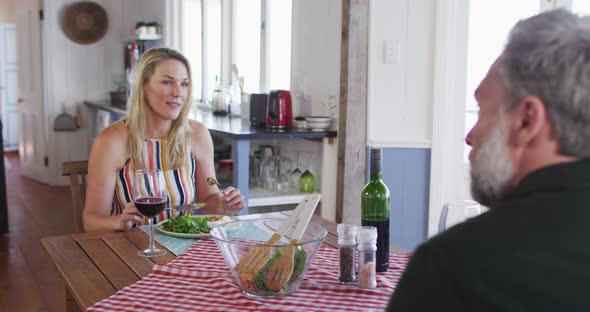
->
[470,118,515,207]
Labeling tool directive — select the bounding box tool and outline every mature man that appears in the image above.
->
[387,9,590,311]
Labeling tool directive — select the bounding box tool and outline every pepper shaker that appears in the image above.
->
[337,224,358,283]
[357,226,378,289]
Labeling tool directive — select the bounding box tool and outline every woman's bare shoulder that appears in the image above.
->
[188,120,211,141]
[92,120,129,156]
[188,120,213,154]
[189,119,208,132]
[98,119,127,139]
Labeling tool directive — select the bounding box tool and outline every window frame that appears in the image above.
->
[177,0,289,103]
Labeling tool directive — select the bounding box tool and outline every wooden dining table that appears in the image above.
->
[42,211,407,312]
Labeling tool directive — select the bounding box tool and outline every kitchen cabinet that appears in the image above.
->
[84,101,337,214]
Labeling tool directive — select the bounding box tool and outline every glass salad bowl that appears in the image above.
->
[210,218,327,298]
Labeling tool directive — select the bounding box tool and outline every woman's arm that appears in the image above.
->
[191,120,245,215]
[83,121,144,231]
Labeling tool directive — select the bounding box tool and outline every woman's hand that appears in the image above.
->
[221,186,246,215]
[118,202,144,230]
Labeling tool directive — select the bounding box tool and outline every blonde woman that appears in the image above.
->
[83,48,245,232]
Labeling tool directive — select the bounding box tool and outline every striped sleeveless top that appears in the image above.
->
[112,138,197,222]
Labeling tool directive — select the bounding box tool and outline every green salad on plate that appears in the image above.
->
[159,215,230,234]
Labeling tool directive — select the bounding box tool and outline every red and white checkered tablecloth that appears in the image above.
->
[87,239,410,312]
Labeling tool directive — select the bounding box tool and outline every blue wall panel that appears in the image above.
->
[367,147,431,251]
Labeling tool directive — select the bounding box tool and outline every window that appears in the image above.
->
[181,0,202,100]
[463,0,588,162]
[179,0,292,103]
[266,0,292,91]
[572,0,590,14]
[205,0,222,96]
[431,0,589,235]
[464,0,539,161]
[235,0,261,93]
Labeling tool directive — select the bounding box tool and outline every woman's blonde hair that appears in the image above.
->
[126,47,193,169]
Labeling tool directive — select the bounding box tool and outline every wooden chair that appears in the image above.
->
[62,161,88,233]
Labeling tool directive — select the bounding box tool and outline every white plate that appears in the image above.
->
[156,215,236,238]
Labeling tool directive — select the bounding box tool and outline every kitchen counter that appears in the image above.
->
[84,100,127,115]
[84,101,338,213]
[84,101,337,139]
[195,113,337,140]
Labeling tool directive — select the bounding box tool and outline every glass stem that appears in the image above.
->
[148,218,155,251]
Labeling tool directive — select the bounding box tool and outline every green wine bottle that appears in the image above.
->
[361,148,391,272]
[299,170,315,193]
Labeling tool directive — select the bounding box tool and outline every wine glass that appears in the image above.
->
[438,200,483,233]
[273,147,291,192]
[134,168,168,257]
[290,151,302,191]
[260,146,277,190]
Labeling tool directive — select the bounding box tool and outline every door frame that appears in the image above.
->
[0,23,20,151]
[15,0,48,184]
[428,0,470,237]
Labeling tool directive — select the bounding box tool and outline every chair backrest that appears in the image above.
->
[62,161,88,233]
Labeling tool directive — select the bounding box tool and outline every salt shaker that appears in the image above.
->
[357,226,378,289]
[337,224,358,283]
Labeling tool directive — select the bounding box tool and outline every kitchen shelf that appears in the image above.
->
[248,187,319,207]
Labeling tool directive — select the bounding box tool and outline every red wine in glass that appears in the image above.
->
[134,169,168,258]
[135,197,166,217]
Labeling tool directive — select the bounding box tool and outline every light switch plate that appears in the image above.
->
[383,40,400,64]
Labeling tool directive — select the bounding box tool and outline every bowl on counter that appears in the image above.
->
[293,116,307,129]
[210,218,327,298]
[305,116,332,131]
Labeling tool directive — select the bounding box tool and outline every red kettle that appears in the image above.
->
[266,90,293,129]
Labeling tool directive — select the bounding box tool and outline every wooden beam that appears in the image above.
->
[336,0,369,224]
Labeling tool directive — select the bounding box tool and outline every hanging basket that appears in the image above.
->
[61,1,108,45]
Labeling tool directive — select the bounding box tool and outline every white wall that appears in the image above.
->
[290,0,341,221]
[44,0,166,185]
[366,0,436,246]
[368,0,435,148]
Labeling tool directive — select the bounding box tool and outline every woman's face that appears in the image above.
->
[143,58,189,122]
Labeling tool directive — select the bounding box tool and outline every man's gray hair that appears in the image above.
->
[500,9,590,157]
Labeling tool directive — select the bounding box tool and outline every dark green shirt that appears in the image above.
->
[388,159,590,312]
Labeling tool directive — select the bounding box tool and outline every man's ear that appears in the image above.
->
[509,96,548,146]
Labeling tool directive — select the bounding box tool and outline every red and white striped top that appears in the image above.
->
[111,138,196,222]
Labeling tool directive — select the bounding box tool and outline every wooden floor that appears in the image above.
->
[0,152,74,312]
